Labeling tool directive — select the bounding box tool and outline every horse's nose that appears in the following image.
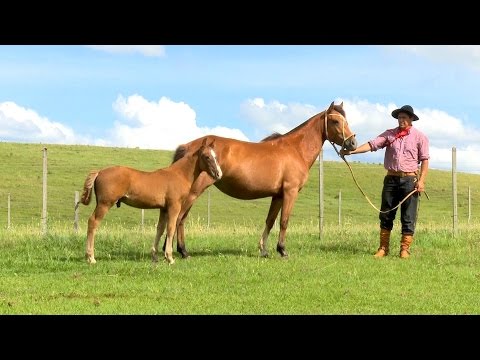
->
[346,137,357,151]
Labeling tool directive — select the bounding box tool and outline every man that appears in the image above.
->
[341,105,429,258]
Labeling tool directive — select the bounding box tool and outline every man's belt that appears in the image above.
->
[387,170,418,177]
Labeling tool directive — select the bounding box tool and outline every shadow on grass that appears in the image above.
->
[57,242,372,263]
[180,248,254,258]
[316,243,373,255]
[56,249,148,263]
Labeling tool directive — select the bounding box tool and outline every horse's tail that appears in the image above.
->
[80,170,99,205]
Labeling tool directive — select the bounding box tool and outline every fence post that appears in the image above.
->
[338,190,342,226]
[74,191,79,233]
[42,147,48,235]
[452,147,457,237]
[319,149,324,239]
[7,193,11,229]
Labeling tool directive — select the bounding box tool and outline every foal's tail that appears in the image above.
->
[80,170,100,205]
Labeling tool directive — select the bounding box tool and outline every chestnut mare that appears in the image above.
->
[165,101,357,258]
[80,138,222,265]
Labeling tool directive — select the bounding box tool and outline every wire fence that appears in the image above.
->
[0,143,479,235]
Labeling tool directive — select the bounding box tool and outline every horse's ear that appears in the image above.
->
[209,138,216,148]
[339,101,343,108]
[201,137,208,147]
[328,101,335,112]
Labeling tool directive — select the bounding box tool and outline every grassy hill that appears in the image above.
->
[0,142,479,231]
[1,142,480,315]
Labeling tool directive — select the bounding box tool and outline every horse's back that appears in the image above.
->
[185,135,307,199]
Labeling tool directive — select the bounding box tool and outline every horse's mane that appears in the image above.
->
[270,105,346,139]
[172,145,187,164]
[261,132,283,142]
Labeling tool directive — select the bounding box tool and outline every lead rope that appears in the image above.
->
[323,109,419,214]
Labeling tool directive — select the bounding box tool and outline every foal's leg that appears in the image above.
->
[162,172,215,257]
[176,205,192,258]
[276,188,300,258]
[259,196,283,257]
[161,205,191,258]
[85,203,110,264]
[164,204,182,265]
[151,209,167,262]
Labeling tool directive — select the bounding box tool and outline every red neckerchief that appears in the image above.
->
[387,126,411,146]
[395,126,411,139]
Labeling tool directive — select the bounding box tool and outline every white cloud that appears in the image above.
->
[0,101,90,144]
[0,97,248,152]
[393,45,480,72]
[240,97,318,135]
[3,96,479,174]
[85,45,166,58]
[110,94,248,150]
[240,97,480,173]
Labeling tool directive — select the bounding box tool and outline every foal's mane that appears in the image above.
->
[172,145,187,164]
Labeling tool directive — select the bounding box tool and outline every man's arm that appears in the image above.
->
[416,159,429,193]
[340,142,372,156]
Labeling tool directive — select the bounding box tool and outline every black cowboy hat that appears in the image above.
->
[391,105,419,121]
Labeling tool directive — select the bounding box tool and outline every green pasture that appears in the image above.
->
[0,142,479,314]
[0,223,479,314]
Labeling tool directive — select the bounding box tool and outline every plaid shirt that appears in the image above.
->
[368,126,430,173]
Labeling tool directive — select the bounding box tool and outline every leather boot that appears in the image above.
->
[400,234,413,258]
[374,228,391,257]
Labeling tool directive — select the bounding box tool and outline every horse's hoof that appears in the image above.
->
[87,258,96,265]
[277,249,289,258]
[151,249,159,263]
[276,246,288,258]
[260,251,269,258]
[180,252,190,259]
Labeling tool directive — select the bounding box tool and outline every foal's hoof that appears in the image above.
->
[165,257,175,265]
[86,254,96,264]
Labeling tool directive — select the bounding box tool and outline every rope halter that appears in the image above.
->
[323,108,355,156]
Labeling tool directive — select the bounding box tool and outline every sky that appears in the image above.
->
[1,45,480,174]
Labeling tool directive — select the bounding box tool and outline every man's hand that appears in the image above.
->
[340,149,352,157]
[415,180,426,193]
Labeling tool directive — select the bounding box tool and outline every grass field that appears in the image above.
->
[0,142,479,314]
[1,223,479,314]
